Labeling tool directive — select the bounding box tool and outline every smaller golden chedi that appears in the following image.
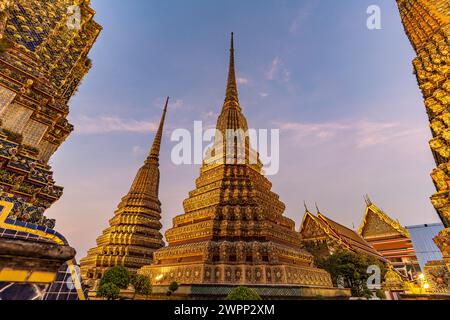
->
[80,98,169,288]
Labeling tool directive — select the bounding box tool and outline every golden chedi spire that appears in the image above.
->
[80,98,169,288]
[209,33,259,169]
[148,97,169,165]
[225,32,239,106]
[121,97,169,206]
[139,35,333,290]
[217,32,246,131]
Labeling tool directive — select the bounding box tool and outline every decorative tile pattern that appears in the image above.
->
[0,85,16,114]
[0,282,48,300]
[44,262,88,301]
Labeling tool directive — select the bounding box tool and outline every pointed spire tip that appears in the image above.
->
[147,96,169,163]
[164,96,170,111]
[224,32,238,104]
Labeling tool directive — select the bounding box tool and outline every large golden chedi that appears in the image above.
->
[80,99,168,286]
[139,34,333,288]
[396,0,450,273]
[0,0,101,212]
[0,0,101,300]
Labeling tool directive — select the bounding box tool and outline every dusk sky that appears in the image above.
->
[46,0,441,260]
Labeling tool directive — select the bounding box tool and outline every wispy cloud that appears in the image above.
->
[153,97,184,110]
[267,57,282,80]
[73,115,159,135]
[277,120,428,149]
[132,145,147,156]
[171,99,184,109]
[237,77,249,85]
[266,57,291,83]
[289,0,316,35]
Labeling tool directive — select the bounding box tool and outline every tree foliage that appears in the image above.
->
[96,266,131,300]
[167,281,179,296]
[99,266,131,290]
[97,282,120,300]
[131,274,152,298]
[317,250,386,298]
[226,286,262,300]
[376,289,386,300]
[169,281,179,292]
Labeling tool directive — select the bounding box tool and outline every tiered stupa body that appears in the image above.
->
[0,0,101,300]
[139,35,333,288]
[80,99,169,286]
[395,0,450,274]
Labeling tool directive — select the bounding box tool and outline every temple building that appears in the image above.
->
[395,0,450,276]
[138,34,349,299]
[359,197,420,280]
[0,0,101,300]
[299,205,385,262]
[80,99,168,290]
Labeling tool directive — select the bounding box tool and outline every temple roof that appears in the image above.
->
[300,209,386,261]
[358,196,410,239]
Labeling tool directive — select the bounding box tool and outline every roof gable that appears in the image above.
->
[318,213,385,260]
[299,212,329,240]
[359,204,409,239]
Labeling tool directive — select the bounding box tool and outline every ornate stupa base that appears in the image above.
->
[140,262,333,288]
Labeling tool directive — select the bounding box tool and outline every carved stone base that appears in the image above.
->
[139,262,333,287]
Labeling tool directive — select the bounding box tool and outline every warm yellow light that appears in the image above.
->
[418,273,425,280]
[155,274,164,281]
[423,283,430,290]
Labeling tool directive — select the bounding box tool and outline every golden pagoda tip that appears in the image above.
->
[229,32,235,52]
[164,96,170,111]
[224,31,238,104]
